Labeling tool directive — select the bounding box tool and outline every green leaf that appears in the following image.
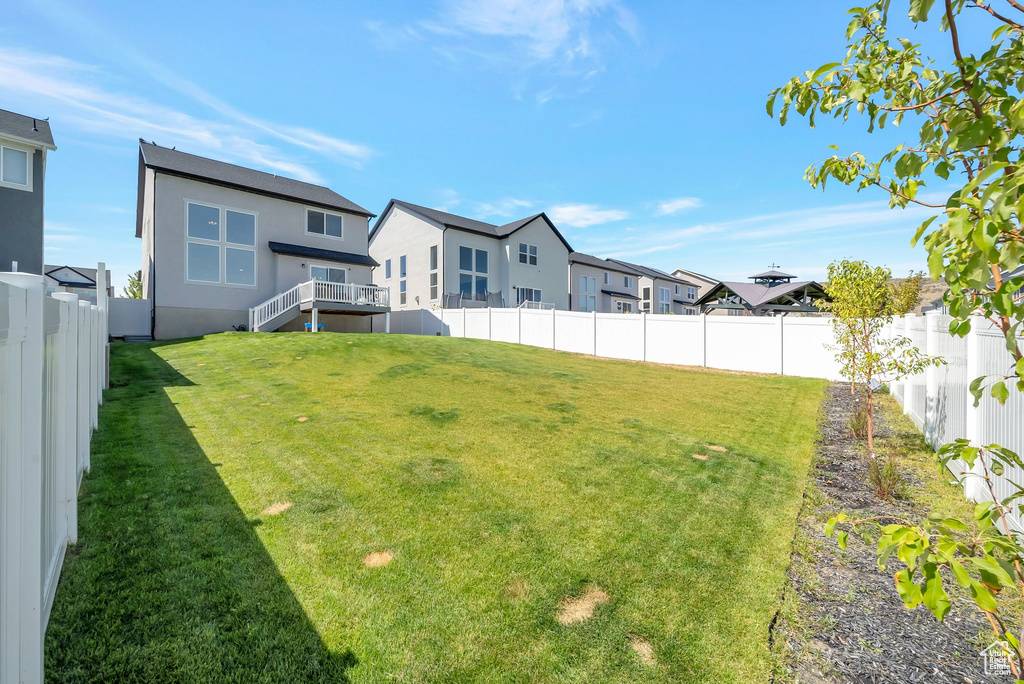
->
[950,559,971,588]
[848,81,867,103]
[894,569,923,608]
[922,563,951,620]
[992,381,1010,405]
[837,530,849,549]
[969,578,998,612]
[908,0,935,22]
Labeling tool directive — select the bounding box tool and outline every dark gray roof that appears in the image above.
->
[44,265,112,288]
[694,280,826,308]
[0,109,55,149]
[268,241,378,267]
[570,252,642,276]
[749,269,796,280]
[601,289,639,300]
[139,142,372,217]
[607,259,696,286]
[371,199,574,252]
[672,298,695,305]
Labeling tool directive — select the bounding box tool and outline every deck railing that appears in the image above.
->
[250,280,390,332]
[249,282,304,332]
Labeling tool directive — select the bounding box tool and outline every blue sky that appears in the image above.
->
[1,0,968,290]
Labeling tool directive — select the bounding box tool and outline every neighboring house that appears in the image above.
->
[0,109,56,274]
[136,141,388,340]
[44,265,113,304]
[568,252,641,313]
[671,268,721,303]
[606,259,699,314]
[368,199,574,310]
[693,269,829,315]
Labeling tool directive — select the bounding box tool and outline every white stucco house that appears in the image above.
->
[368,200,574,310]
[568,252,642,313]
[136,141,389,340]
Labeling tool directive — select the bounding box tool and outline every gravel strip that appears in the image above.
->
[776,383,1002,683]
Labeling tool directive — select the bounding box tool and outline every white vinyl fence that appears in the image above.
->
[378,307,845,379]
[888,312,1024,530]
[0,268,108,683]
[108,297,151,339]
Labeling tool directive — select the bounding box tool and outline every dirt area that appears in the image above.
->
[774,384,1001,683]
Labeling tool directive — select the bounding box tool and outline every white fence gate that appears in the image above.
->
[0,268,108,683]
[108,298,151,339]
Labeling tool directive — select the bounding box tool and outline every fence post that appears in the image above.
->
[963,316,987,502]
[0,273,45,683]
[923,311,941,448]
[52,295,80,547]
[551,307,556,349]
[778,315,785,376]
[78,301,92,473]
[641,312,647,362]
[517,305,522,345]
[592,311,597,356]
[701,313,707,367]
[96,262,108,391]
[487,307,492,342]
[90,306,99,430]
[901,314,915,416]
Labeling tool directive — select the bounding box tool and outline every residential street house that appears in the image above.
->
[569,252,641,313]
[136,141,388,340]
[607,259,699,314]
[693,269,828,315]
[0,109,56,273]
[369,200,573,310]
[44,265,113,304]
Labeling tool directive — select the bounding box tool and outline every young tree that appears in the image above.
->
[822,260,938,457]
[772,0,1024,675]
[123,270,142,299]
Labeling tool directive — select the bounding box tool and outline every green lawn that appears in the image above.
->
[46,332,825,682]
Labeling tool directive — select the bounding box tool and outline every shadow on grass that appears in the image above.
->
[44,342,356,682]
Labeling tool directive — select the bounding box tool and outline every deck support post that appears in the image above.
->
[311,308,318,333]
[385,312,391,334]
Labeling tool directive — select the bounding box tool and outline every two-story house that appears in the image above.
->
[368,200,573,310]
[607,259,699,314]
[44,265,113,305]
[0,109,56,274]
[568,252,642,313]
[136,141,389,340]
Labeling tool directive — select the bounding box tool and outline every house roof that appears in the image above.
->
[601,289,640,300]
[44,265,111,289]
[138,141,373,217]
[694,279,826,309]
[0,108,56,149]
[570,252,642,276]
[749,269,796,280]
[371,199,574,252]
[672,268,720,286]
[607,259,696,286]
[268,241,378,268]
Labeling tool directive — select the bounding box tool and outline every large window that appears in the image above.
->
[400,280,407,305]
[399,254,407,304]
[642,286,651,313]
[458,246,488,298]
[185,201,256,286]
[385,258,392,279]
[617,301,633,313]
[658,287,671,314]
[310,263,346,283]
[306,208,344,238]
[517,287,543,305]
[0,144,30,190]
[687,286,697,301]
[429,245,438,300]
[578,276,596,311]
[518,243,538,265]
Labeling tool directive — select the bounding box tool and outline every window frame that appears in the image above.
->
[385,258,392,279]
[687,286,697,301]
[658,287,671,314]
[309,262,347,284]
[625,276,634,289]
[518,242,538,266]
[0,142,32,191]
[305,207,347,240]
[183,199,258,288]
[429,245,439,301]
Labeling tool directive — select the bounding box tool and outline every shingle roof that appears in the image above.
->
[570,252,642,276]
[694,280,825,308]
[601,289,639,300]
[607,259,696,286]
[139,141,372,217]
[371,199,574,252]
[0,109,55,149]
[268,241,378,267]
[749,269,796,280]
[44,265,112,288]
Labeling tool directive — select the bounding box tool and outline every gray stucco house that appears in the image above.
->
[136,141,389,340]
[0,109,56,274]
[568,252,642,313]
[607,259,699,314]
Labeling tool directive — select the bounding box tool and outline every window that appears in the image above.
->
[658,287,671,314]
[429,245,438,300]
[604,272,610,285]
[624,276,634,289]
[385,258,392,279]
[518,243,538,265]
[185,201,257,286]
[400,279,407,305]
[642,286,651,313]
[1,145,29,189]
[517,288,542,304]
[687,286,697,301]
[458,245,488,299]
[398,254,407,305]
[400,255,407,278]
[578,276,596,311]
[674,284,681,296]
[310,264,346,283]
[617,301,633,313]
[306,209,344,238]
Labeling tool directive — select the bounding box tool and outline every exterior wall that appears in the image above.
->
[368,205,444,310]
[569,263,639,312]
[0,144,45,273]
[444,229,505,306]
[149,173,373,339]
[639,276,697,314]
[140,167,156,299]
[276,312,372,333]
[503,217,570,310]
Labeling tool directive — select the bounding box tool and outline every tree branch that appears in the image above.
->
[874,86,967,111]
[969,0,1024,28]
[946,0,987,118]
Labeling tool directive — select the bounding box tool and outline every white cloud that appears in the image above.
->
[0,46,373,183]
[549,203,628,227]
[475,197,535,218]
[655,197,703,216]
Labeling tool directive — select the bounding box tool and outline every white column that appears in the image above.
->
[311,308,318,333]
[778,314,785,376]
[901,314,915,416]
[77,301,91,474]
[52,293,80,544]
[487,307,492,341]
[551,307,556,349]
[963,315,988,502]
[90,306,99,430]
[923,311,941,448]
[641,312,647,362]
[385,311,390,334]
[701,313,708,367]
[96,262,109,391]
[592,311,597,356]
[0,272,45,683]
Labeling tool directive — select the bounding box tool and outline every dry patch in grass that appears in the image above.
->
[630,637,657,666]
[705,444,727,452]
[260,402,270,406]
[362,551,394,568]
[238,394,252,399]
[197,363,206,367]
[556,587,610,625]
[261,501,293,516]
[296,416,309,422]
[691,453,709,461]
[504,579,530,602]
